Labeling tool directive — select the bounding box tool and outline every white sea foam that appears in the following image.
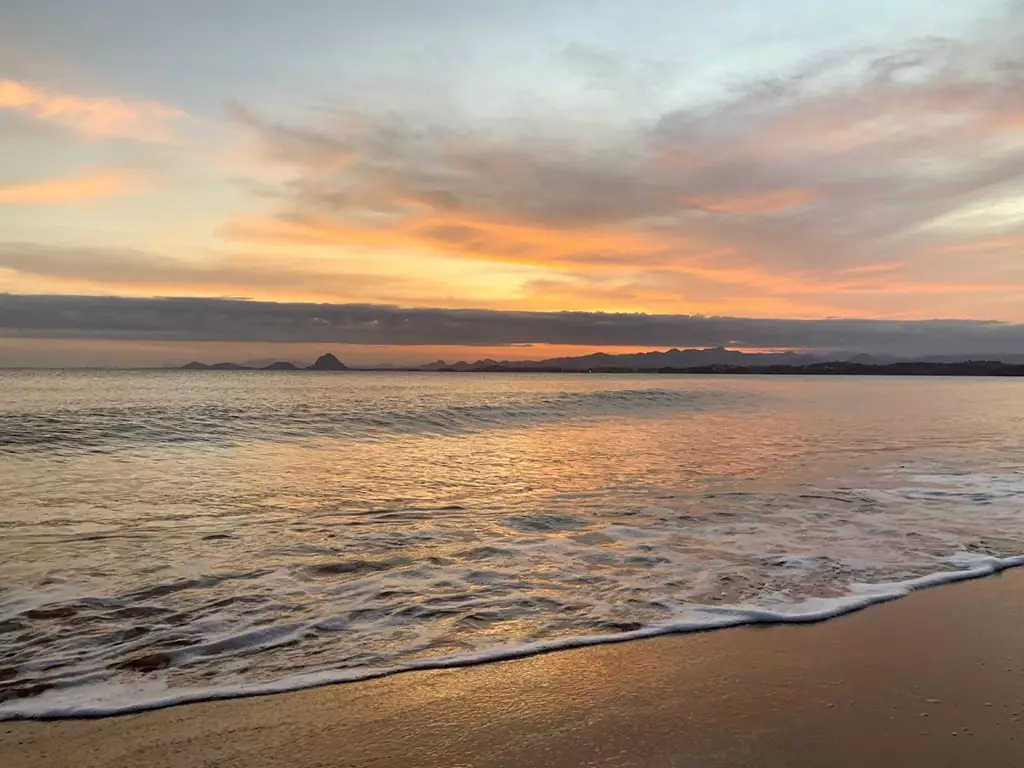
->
[3,552,1022,721]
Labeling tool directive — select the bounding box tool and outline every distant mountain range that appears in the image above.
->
[420,347,1024,371]
[422,347,823,371]
[178,347,1024,373]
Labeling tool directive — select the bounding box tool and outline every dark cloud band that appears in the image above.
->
[3,294,1023,356]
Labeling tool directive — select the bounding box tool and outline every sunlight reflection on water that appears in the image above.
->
[2,371,1023,714]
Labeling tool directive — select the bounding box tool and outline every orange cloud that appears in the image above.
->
[409,214,666,262]
[689,188,818,215]
[0,169,142,205]
[970,108,1024,138]
[506,274,878,318]
[838,262,903,275]
[227,211,668,271]
[0,79,184,142]
[225,196,1024,318]
[226,205,1024,313]
[939,234,1024,253]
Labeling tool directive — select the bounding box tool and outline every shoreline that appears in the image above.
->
[4,553,1022,722]
[5,568,1024,766]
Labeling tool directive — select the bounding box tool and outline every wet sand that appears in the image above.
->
[4,570,1024,768]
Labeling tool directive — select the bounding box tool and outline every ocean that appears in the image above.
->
[2,370,1023,719]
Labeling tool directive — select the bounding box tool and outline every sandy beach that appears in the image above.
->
[4,569,1024,767]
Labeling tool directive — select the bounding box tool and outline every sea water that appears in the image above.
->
[2,371,1023,718]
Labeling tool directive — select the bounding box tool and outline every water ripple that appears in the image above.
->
[2,371,1023,717]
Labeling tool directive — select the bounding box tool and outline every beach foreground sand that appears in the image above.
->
[4,570,1024,767]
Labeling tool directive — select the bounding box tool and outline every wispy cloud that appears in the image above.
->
[0,169,143,205]
[220,24,1024,320]
[0,79,185,143]
[0,242,467,306]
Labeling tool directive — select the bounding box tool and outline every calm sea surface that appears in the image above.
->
[2,371,1023,717]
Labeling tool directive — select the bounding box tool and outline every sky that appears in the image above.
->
[1,0,1024,366]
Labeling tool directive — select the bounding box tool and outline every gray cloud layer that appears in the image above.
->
[3,294,1024,356]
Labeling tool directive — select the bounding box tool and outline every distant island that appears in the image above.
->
[182,353,347,371]
[179,348,1024,376]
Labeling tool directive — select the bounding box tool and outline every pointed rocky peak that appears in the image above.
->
[307,353,348,371]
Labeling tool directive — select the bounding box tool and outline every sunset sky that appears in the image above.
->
[2,0,1024,366]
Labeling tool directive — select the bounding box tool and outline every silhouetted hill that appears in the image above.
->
[540,347,824,370]
[423,347,824,371]
[178,349,1024,375]
[180,361,251,370]
[420,347,1024,372]
[447,360,1024,376]
[241,357,309,368]
[180,353,346,371]
[306,353,348,371]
